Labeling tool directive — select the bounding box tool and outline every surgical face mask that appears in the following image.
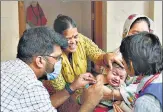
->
[46,59,62,80]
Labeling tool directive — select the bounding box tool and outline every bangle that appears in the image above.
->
[65,83,75,95]
[111,89,115,101]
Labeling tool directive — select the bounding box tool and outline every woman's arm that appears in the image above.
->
[79,77,104,112]
[103,83,138,108]
[103,86,123,100]
[50,73,97,108]
[96,74,123,101]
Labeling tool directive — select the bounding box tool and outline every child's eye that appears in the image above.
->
[120,75,125,80]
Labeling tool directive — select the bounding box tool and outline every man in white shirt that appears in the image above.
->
[1,27,104,112]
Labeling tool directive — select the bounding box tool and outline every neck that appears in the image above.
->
[28,63,42,79]
[64,50,71,56]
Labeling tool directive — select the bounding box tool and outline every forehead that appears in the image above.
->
[129,21,149,32]
[63,28,78,38]
[50,45,62,57]
[104,66,126,77]
[112,67,126,76]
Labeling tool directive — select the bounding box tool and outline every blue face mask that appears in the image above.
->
[46,59,62,80]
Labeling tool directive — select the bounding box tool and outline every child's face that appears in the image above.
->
[106,64,127,87]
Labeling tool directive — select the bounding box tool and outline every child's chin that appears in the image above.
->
[110,83,119,87]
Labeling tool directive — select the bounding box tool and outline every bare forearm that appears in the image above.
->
[114,89,123,100]
[50,89,70,108]
[70,92,81,104]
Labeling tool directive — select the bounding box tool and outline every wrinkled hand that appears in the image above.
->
[104,52,124,70]
[70,73,96,91]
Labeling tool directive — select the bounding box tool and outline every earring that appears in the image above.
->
[129,61,135,74]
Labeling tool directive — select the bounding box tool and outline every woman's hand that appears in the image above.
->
[79,77,104,112]
[103,52,124,70]
[70,73,96,91]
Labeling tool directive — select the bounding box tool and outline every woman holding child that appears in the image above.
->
[102,14,156,109]
[44,14,123,112]
[44,13,159,112]
[93,14,157,112]
[120,32,162,112]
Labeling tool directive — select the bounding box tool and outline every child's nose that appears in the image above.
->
[115,76,120,81]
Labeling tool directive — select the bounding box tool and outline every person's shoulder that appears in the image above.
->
[78,33,90,41]
[1,59,22,72]
[78,33,86,38]
[77,33,89,45]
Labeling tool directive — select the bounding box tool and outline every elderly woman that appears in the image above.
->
[42,14,123,112]
[50,14,123,90]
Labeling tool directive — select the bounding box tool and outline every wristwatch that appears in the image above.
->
[65,83,75,95]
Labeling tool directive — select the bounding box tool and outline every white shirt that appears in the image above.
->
[1,59,57,112]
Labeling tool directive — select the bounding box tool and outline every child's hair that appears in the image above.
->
[112,62,124,69]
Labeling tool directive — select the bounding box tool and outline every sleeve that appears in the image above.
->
[50,73,66,90]
[134,94,161,112]
[20,82,57,112]
[119,83,138,108]
[80,33,105,63]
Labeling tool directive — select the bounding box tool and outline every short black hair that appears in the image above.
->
[130,17,150,31]
[120,32,162,75]
[17,26,68,64]
[156,46,163,71]
[53,14,77,34]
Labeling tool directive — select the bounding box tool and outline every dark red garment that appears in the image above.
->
[27,3,47,26]
[94,106,109,112]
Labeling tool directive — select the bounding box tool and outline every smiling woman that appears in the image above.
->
[51,14,105,90]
